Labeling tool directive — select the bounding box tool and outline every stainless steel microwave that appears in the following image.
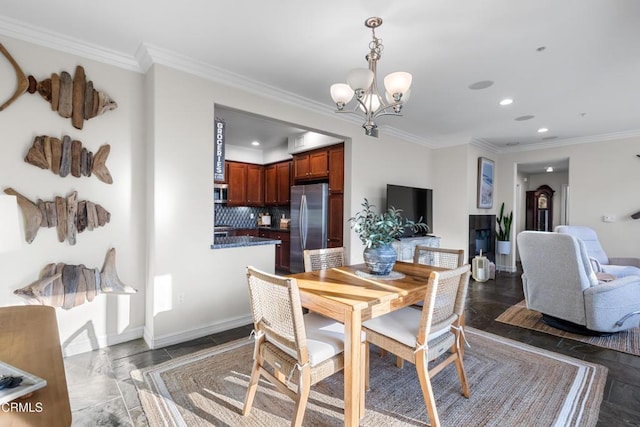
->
[214,183,228,203]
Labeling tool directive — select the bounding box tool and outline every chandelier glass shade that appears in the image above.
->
[330,17,412,137]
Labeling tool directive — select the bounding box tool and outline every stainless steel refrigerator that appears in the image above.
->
[290,183,329,273]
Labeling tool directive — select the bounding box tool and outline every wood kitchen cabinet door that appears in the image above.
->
[328,144,344,194]
[246,164,264,206]
[227,162,247,206]
[264,164,277,205]
[293,149,329,181]
[328,193,343,248]
[276,161,291,205]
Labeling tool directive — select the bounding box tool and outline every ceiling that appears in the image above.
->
[1,1,640,152]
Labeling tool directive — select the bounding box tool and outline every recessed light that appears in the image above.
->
[499,98,514,106]
[515,115,535,121]
[536,46,546,52]
[546,166,554,172]
[251,141,260,146]
[468,80,494,90]
[537,128,549,133]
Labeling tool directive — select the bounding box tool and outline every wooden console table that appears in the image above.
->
[0,306,71,426]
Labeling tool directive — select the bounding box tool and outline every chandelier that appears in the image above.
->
[330,17,412,138]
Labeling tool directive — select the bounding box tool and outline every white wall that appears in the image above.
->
[432,144,469,255]
[0,37,146,356]
[500,136,640,269]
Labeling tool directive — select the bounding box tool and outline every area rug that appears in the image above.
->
[496,300,640,356]
[132,327,606,426]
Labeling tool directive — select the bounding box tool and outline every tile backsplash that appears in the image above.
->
[214,205,291,228]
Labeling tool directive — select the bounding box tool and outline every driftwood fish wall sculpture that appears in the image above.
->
[4,188,110,245]
[14,248,136,310]
[0,42,117,129]
[24,135,113,184]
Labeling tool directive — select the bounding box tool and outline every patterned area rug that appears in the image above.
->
[132,327,606,426]
[496,300,640,356]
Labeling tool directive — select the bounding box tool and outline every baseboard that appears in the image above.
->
[143,314,254,349]
[61,326,144,357]
[496,263,518,273]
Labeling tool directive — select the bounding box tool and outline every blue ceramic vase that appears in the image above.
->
[363,244,397,275]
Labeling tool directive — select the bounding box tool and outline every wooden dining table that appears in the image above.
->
[289,260,443,427]
[0,306,72,427]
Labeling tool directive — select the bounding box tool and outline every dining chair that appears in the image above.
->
[382,246,465,368]
[413,246,465,269]
[243,266,364,426]
[303,247,345,272]
[362,264,471,427]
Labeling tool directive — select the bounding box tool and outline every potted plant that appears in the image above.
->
[349,198,429,275]
[496,202,513,254]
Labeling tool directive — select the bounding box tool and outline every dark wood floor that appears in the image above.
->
[64,269,640,426]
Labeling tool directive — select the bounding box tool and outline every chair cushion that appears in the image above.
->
[270,312,365,368]
[602,264,640,278]
[362,307,451,348]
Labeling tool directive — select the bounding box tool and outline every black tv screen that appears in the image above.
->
[386,184,433,237]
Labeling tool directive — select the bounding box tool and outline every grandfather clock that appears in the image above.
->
[526,185,555,231]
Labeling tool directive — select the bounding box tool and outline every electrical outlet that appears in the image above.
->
[603,215,615,223]
[177,292,185,304]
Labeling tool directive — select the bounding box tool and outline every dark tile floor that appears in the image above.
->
[63,269,640,426]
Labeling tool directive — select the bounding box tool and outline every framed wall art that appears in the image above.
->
[477,157,494,209]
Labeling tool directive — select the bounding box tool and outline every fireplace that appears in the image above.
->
[469,215,496,264]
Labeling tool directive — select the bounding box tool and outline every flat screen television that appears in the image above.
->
[386,184,433,237]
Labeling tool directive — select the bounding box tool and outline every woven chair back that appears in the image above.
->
[246,267,307,362]
[303,247,345,272]
[414,246,465,270]
[418,265,471,342]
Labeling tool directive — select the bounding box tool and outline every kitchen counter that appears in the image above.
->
[211,235,282,249]
[257,225,290,232]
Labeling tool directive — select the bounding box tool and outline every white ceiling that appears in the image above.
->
[1,1,640,152]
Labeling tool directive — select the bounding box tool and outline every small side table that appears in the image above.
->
[0,306,71,426]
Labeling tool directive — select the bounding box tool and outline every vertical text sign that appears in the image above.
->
[214,118,225,181]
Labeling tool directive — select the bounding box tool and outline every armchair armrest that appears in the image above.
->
[609,257,640,268]
[584,276,640,332]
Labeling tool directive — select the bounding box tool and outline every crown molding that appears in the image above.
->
[470,138,501,154]
[501,128,640,153]
[0,16,140,71]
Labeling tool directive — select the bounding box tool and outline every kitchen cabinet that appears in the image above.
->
[328,144,344,194]
[328,143,344,248]
[264,160,291,206]
[328,193,343,248]
[246,164,264,206]
[226,161,263,206]
[293,148,329,181]
[272,230,290,271]
[258,229,290,271]
[227,162,247,206]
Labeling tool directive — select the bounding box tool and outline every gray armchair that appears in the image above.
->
[555,225,640,278]
[517,231,640,334]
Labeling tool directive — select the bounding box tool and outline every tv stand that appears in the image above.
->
[393,235,441,261]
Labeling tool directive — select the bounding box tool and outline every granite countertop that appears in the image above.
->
[210,235,282,250]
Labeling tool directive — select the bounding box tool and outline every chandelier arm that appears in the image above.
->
[329,16,411,137]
